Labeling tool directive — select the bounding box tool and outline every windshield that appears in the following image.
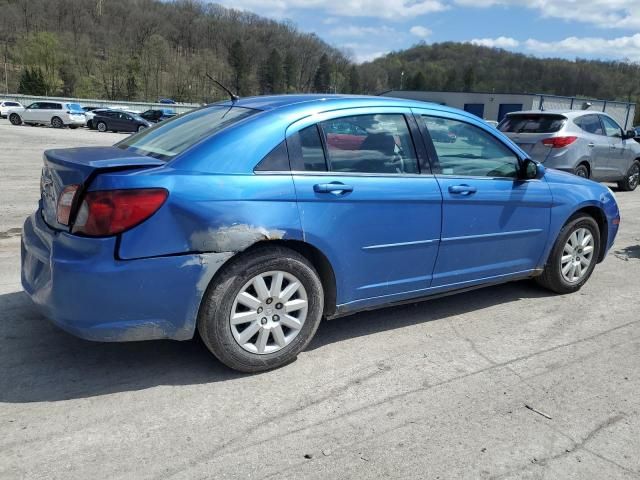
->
[499,114,566,133]
[116,106,258,161]
[66,103,84,112]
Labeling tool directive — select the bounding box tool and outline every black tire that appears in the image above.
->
[535,215,600,294]
[96,121,108,132]
[9,113,22,125]
[69,125,78,129]
[197,246,324,373]
[51,116,64,128]
[617,160,640,191]
[137,125,146,133]
[574,164,589,179]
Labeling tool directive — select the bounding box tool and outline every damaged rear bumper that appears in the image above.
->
[21,211,232,342]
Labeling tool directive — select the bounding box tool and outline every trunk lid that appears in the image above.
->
[40,146,165,230]
[499,113,567,163]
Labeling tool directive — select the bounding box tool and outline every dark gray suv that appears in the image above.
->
[499,111,640,191]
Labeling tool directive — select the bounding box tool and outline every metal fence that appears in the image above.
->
[0,93,200,114]
[537,94,636,130]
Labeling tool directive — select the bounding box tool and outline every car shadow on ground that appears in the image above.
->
[0,281,553,403]
[613,244,640,260]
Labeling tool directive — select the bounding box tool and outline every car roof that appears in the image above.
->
[506,109,610,119]
[216,94,461,115]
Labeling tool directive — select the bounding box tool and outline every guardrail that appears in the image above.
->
[0,93,199,114]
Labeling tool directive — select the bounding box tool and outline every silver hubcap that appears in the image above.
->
[98,123,106,132]
[629,164,639,188]
[230,271,308,355]
[561,227,595,283]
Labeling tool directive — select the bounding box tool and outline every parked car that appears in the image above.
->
[158,98,176,104]
[91,109,151,132]
[140,108,176,123]
[21,95,620,372]
[85,108,112,129]
[8,101,86,128]
[0,100,23,118]
[499,110,640,191]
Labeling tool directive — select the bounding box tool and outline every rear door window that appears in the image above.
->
[574,115,604,135]
[499,114,566,133]
[319,114,419,174]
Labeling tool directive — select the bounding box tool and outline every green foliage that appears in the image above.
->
[1,0,348,101]
[18,67,47,95]
[314,53,331,93]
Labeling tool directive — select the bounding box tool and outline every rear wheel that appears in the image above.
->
[51,116,64,129]
[137,125,146,133]
[9,113,21,125]
[96,121,108,132]
[574,164,589,179]
[617,160,640,191]
[535,215,600,294]
[198,246,324,372]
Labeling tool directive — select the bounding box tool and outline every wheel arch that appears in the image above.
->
[245,239,338,318]
[575,160,591,177]
[569,205,608,263]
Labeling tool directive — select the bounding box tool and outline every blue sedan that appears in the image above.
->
[21,95,620,372]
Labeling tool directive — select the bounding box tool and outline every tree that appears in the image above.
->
[18,67,47,95]
[283,51,298,92]
[348,65,360,94]
[409,71,427,91]
[463,66,475,92]
[313,53,331,93]
[260,48,284,94]
[228,39,249,95]
[21,32,62,94]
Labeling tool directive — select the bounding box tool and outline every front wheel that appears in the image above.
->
[51,116,64,128]
[535,215,600,294]
[617,160,640,191]
[137,125,146,133]
[9,113,22,125]
[198,246,324,372]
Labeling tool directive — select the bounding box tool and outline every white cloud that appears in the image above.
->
[216,0,448,20]
[524,33,640,61]
[454,0,640,29]
[470,36,519,48]
[410,26,432,38]
[329,25,396,37]
[467,33,640,61]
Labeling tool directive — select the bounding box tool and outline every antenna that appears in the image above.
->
[206,74,239,103]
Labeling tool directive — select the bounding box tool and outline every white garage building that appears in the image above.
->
[381,90,636,129]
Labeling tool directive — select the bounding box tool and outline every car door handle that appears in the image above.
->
[313,182,354,194]
[448,184,477,195]
[588,142,595,148]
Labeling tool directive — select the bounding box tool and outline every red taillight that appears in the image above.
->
[72,188,168,237]
[56,185,80,225]
[542,136,578,148]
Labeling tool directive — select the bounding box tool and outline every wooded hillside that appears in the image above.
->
[1,0,639,122]
[0,0,351,102]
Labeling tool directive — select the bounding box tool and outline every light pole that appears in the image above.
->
[400,71,404,90]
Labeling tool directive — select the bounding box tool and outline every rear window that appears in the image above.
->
[4,102,20,106]
[498,114,566,134]
[116,106,258,161]
[66,103,84,112]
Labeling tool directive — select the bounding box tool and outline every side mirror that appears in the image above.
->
[624,129,636,139]
[521,158,544,180]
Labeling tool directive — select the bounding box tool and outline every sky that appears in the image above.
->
[212,0,640,63]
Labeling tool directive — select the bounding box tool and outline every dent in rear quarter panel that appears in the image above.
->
[109,172,303,259]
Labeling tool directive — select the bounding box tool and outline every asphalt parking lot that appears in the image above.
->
[1,119,639,480]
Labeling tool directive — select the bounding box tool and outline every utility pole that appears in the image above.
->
[400,71,404,90]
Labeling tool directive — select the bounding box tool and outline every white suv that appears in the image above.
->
[0,100,23,118]
[7,101,86,128]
